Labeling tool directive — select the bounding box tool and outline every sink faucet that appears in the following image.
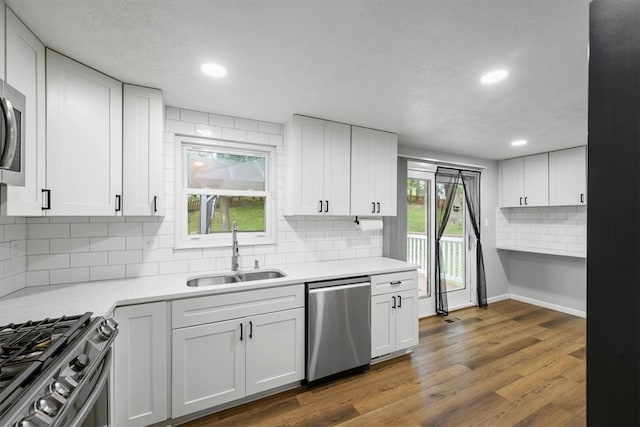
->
[231,221,239,272]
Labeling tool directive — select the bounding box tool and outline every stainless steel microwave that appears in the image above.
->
[0,80,25,186]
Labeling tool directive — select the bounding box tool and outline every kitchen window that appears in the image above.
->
[175,136,276,248]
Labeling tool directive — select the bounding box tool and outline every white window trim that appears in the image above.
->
[174,135,277,249]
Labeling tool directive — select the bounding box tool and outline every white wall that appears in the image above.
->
[0,216,26,297]
[398,145,510,300]
[16,107,382,289]
[507,251,586,314]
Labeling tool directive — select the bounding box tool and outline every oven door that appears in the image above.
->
[0,81,25,186]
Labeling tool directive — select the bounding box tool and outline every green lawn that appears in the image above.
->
[188,200,265,235]
[407,204,463,236]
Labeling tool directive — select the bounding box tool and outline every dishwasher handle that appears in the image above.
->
[307,281,371,294]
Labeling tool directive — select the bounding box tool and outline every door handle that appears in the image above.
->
[318,200,323,213]
[398,295,402,308]
[153,195,158,213]
[240,323,243,341]
[580,193,584,203]
[0,98,17,168]
[371,202,376,214]
[524,196,528,205]
[392,296,396,309]
[249,321,253,339]
[115,195,122,212]
[41,189,51,210]
[519,197,523,206]
[324,200,329,213]
[376,202,380,214]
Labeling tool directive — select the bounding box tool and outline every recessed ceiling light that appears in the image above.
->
[511,139,527,146]
[201,62,227,78]
[481,69,509,85]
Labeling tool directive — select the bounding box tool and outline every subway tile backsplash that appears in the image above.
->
[495,206,586,258]
[0,107,382,297]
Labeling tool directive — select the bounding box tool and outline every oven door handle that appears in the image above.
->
[61,349,112,427]
[0,97,17,169]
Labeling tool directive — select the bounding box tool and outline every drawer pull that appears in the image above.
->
[390,281,402,286]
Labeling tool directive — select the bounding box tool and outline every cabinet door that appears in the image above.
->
[2,9,45,216]
[549,146,587,206]
[245,308,304,396]
[371,294,395,358]
[290,115,325,215]
[523,153,549,206]
[394,289,419,351]
[374,131,398,216]
[323,121,351,215]
[113,302,168,427]
[501,157,524,207]
[123,85,164,216]
[46,49,122,215]
[351,126,377,215]
[172,319,245,418]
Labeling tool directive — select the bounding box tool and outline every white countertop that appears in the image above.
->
[0,257,416,324]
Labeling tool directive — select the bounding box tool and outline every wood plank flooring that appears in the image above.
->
[181,300,585,427]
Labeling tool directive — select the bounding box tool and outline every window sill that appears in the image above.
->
[174,236,276,249]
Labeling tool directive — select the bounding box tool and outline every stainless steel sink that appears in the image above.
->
[186,270,286,287]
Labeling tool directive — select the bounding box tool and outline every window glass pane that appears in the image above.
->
[187,150,266,191]
[187,194,266,235]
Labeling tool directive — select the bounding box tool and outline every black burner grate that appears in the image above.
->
[0,312,93,408]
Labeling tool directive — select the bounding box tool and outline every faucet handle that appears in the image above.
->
[232,220,238,231]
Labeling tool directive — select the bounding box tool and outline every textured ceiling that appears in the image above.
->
[5,0,589,160]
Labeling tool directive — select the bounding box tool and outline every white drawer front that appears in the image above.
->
[172,284,305,329]
[370,270,418,296]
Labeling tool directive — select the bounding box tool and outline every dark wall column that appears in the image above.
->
[588,0,640,425]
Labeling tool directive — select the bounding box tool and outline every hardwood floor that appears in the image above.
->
[181,300,586,427]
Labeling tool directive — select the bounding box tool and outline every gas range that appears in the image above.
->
[0,313,118,426]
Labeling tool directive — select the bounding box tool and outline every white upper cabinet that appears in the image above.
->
[0,3,5,81]
[1,8,45,216]
[523,153,549,206]
[285,115,351,215]
[123,84,164,216]
[500,153,549,207]
[549,146,587,206]
[351,126,398,216]
[46,49,122,215]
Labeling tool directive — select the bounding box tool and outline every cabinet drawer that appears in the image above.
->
[172,284,305,329]
[371,270,418,296]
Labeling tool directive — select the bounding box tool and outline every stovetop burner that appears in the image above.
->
[0,313,92,411]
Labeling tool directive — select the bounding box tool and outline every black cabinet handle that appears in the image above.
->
[580,193,584,203]
[519,197,523,206]
[398,295,402,308]
[324,200,329,213]
[392,296,396,309]
[390,280,401,286]
[376,202,380,214]
[249,321,253,339]
[240,323,243,341]
[524,196,528,205]
[41,189,51,210]
[371,202,376,214]
[115,195,122,212]
[153,195,158,213]
[318,200,323,213]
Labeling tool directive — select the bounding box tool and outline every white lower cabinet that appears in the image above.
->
[371,271,419,358]
[112,302,168,427]
[172,319,245,417]
[171,286,305,419]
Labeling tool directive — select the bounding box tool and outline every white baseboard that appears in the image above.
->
[487,294,510,304]
[509,293,586,318]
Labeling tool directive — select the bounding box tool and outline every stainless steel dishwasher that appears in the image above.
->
[306,276,371,383]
